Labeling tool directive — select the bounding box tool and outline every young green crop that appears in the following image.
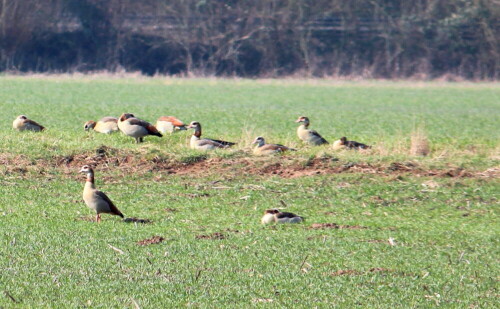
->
[0,76,498,307]
[0,77,498,160]
[0,173,498,307]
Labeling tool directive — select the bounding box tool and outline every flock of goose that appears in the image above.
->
[13,113,370,223]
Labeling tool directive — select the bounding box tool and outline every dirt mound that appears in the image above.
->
[137,236,164,246]
[310,223,367,230]
[329,268,392,276]
[195,232,225,240]
[330,269,360,276]
[124,217,152,224]
[1,149,497,179]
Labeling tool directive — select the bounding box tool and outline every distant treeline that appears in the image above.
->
[1,0,498,79]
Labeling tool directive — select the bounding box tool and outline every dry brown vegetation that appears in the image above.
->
[137,236,164,246]
[310,223,367,230]
[410,127,430,156]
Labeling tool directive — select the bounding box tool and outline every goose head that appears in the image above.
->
[252,136,266,146]
[119,113,135,122]
[79,165,94,175]
[84,121,96,131]
[295,116,309,124]
[263,209,280,215]
[187,121,201,130]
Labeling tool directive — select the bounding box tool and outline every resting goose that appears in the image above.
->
[79,165,124,223]
[295,116,328,145]
[13,115,45,132]
[333,137,371,150]
[155,116,187,134]
[187,121,236,150]
[117,113,162,143]
[261,209,304,224]
[84,117,119,134]
[252,136,296,155]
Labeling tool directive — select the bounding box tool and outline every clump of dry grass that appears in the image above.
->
[410,127,430,156]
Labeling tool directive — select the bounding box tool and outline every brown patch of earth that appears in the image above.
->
[124,217,152,224]
[364,239,388,243]
[1,149,498,179]
[310,223,367,230]
[183,193,210,198]
[330,269,361,276]
[137,236,164,246]
[195,232,226,240]
[369,267,392,273]
[330,268,392,276]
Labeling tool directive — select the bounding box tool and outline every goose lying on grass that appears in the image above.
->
[84,117,119,134]
[187,121,236,150]
[13,115,45,132]
[332,136,371,150]
[261,209,304,224]
[155,116,187,133]
[252,136,296,155]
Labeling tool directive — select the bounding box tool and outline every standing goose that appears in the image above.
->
[84,117,119,134]
[118,113,162,143]
[13,115,45,132]
[295,116,328,145]
[187,121,236,150]
[155,116,187,134]
[252,136,296,155]
[261,209,304,224]
[79,165,124,223]
[333,137,371,150]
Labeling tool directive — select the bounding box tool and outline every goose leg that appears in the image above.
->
[96,214,101,223]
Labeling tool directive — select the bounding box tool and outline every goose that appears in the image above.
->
[79,165,124,223]
[261,209,304,224]
[117,113,162,143]
[295,116,328,145]
[13,115,45,132]
[84,117,119,134]
[333,137,371,150]
[252,136,296,155]
[187,121,236,150]
[155,116,187,134]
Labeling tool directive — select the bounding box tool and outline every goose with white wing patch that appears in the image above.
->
[118,113,162,143]
[295,116,328,146]
[187,121,236,150]
[79,165,124,223]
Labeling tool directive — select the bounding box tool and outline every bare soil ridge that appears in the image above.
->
[1,146,498,180]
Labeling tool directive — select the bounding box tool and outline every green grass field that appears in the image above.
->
[0,76,498,308]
